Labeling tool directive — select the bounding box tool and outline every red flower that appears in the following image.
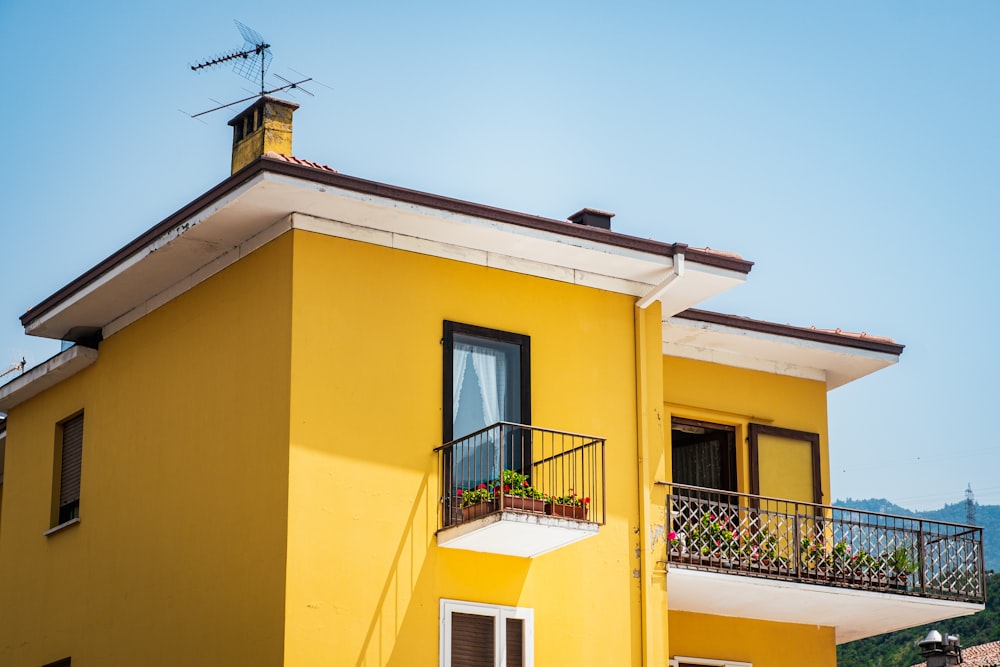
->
[457,489,463,496]
[504,485,511,492]
[477,484,487,490]
[584,497,591,505]
[522,481,529,486]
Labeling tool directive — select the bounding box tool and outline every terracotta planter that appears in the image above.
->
[460,499,499,522]
[546,502,589,520]
[500,495,546,514]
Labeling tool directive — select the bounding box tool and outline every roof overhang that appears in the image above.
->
[0,346,98,412]
[21,157,753,342]
[663,309,904,389]
[668,567,982,644]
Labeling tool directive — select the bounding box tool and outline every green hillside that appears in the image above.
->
[835,498,999,571]
[834,498,998,666]
[836,570,999,667]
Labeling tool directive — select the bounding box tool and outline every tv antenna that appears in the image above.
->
[187,20,313,118]
[0,357,25,380]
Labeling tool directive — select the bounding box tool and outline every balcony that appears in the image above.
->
[660,482,985,642]
[435,422,605,558]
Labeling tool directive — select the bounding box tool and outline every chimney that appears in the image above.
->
[568,208,614,230]
[227,96,299,174]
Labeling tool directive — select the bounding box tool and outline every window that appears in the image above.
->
[53,412,84,527]
[0,420,5,535]
[748,423,822,505]
[443,321,530,489]
[671,418,737,496]
[670,658,751,667]
[440,599,533,667]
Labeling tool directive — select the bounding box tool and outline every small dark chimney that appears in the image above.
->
[568,208,614,230]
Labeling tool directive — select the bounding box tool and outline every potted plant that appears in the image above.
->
[457,483,498,522]
[885,546,917,588]
[545,489,591,520]
[497,469,546,514]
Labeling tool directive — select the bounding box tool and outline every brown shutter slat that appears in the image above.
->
[59,414,84,507]
[505,618,523,667]
[451,612,494,667]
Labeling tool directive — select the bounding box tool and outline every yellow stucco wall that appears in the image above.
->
[0,236,294,666]
[669,611,836,667]
[283,230,645,665]
[662,355,829,501]
[662,356,836,665]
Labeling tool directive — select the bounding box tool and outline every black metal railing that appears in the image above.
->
[436,422,606,530]
[660,482,985,604]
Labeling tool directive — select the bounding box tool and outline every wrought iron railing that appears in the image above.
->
[436,422,606,530]
[660,482,985,603]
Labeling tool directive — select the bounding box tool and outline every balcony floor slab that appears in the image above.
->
[437,511,599,558]
[667,566,984,643]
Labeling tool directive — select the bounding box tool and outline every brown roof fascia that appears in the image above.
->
[21,157,754,327]
[675,308,905,355]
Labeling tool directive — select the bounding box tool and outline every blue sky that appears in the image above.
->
[1,2,998,510]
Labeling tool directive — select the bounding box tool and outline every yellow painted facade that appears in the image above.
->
[0,187,895,665]
[0,236,294,665]
[669,611,836,667]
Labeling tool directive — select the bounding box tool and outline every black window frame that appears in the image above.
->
[442,321,531,443]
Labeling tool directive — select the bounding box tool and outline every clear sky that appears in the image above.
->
[1,2,997,511]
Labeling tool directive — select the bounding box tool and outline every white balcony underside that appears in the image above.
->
[667,567,983,643]
[437,512,599,558]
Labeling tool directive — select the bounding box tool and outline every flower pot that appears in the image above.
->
[546,502,589,520]
[460,499,499,522]
[500,494,546,514]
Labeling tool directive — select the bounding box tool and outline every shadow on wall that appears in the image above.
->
[353,466,533,666]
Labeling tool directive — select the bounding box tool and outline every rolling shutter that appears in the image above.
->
[450,612,494,667]
[505,618,524,667]
[59,414,84,509]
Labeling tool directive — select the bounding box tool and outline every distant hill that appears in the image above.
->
[835,497,999,571]
[836,570,999,667]
[834,498,999,667]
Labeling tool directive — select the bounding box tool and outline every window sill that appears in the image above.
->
[44,517,80,536]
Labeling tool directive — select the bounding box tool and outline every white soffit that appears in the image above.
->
[667,568,982,644]
[25,171,748,341]
[662,317,899,389]
[0,346,98,411]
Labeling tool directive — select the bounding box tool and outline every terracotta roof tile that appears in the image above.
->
[688,246,744,260]
[911,640,1000,667]
[810,327,897,345]
[263,151,338,173]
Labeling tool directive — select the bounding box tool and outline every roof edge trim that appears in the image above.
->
[21,157,753,329]
[675,308,905,355]
[0,346,98,412]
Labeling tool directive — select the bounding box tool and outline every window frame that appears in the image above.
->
[440,598,533,667]
[51,411,84,530]
[670,657,752,667]
[747,423,822,505]
[442,321,531,444]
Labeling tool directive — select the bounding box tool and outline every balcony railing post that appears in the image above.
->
[793,509,801,578]
[917,522,926,596]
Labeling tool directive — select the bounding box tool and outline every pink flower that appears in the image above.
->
[477,484,487,490]
[457,489,463,496]
[668,531,678,541]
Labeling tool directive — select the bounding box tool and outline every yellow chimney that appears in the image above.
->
[227,96,299,174]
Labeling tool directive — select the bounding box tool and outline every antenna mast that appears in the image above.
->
[0,357,25,380]
[188,20,313,118]
[965,484,976,525]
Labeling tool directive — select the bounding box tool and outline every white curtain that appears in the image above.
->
[453,342,508,484]
[452,346,471,424]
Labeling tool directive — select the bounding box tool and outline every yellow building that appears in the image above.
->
[0,97,985,666]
